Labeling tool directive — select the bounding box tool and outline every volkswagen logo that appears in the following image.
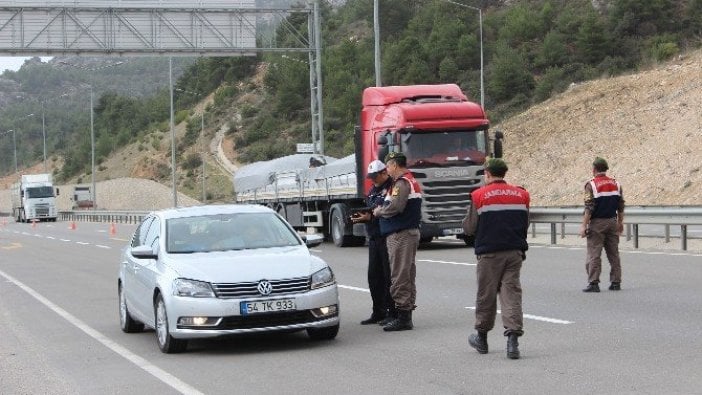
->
[257,280,273,296]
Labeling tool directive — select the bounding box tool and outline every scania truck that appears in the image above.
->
[234,84,502,246]
[11,173,59,222]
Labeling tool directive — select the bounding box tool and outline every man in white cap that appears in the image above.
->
[351,160,395,325]
[351,160,394,325]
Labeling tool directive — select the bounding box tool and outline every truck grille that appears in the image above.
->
[35,204,50,216]
[412,168,483,223]
[212,277,310,298]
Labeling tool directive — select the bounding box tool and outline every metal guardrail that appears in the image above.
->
[530,206,702,251]
[59,210,150,225]
[56,206,702,251]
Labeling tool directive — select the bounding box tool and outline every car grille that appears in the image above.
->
[212,277,310,298]
[216,310,334,330]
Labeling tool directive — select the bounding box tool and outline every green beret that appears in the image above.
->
[593,157,609,171]
[484,157,508,174]
[384,151,406,163]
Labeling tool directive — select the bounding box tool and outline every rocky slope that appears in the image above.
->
[500,50,702,206]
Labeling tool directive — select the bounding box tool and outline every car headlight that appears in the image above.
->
[311,267,335,289]
[173,278,215,298]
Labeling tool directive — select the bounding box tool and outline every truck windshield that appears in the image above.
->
[26,186,54,198]
[400,130,487,168]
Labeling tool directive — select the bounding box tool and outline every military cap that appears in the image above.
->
[384,151,406,163]
[592,156,609,171]
[484,157,508,174]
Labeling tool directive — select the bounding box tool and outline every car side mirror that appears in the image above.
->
[303,233,324,248]
[131,245,158,259]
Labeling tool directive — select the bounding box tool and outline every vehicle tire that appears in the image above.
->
[154,294,187,353]
[118,283,144,333]
[330,208,354,247]
[419,236,433,244]
[307,324,339,340]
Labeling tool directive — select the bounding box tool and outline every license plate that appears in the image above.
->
[240,299,296,316]
[443,228,464,235]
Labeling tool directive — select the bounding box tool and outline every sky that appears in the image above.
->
[0,56,53,73]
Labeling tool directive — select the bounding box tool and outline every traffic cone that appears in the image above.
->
[69,221,76,230]
[31,219,37,229]
[109,223,117,236]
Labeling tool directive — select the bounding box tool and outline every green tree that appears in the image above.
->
[488,44,534,102]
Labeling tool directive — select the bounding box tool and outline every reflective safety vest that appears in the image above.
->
[589,175,622,219]
[379,172,422,236]
[471,180,530,255]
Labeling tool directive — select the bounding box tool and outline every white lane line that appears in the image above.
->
[33,234,43,237]
[46,236,55,240]
[0,269,204,395]
[60,239,71,242]
[338,284,370,293]
[76,241,90,245]
[95,245,111,249]
[418,259,475,266]
[465,306,573,325]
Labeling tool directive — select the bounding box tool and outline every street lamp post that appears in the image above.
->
[11,129,16,173]
[59,60,124,209]
[90,85,96,209]
[42,102,47,173]
[169,57,178,207]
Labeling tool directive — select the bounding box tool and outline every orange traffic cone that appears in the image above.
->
[69,221,76,230]
[109,223,117,236]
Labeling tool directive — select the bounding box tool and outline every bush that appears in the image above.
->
[651,42,679,62]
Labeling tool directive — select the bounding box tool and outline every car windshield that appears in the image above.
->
[400,130,486,168]
[166,212,301,254]
[26,186,54,198]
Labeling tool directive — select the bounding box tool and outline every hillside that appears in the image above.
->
[1,50,701,212]
[500,50,702,207]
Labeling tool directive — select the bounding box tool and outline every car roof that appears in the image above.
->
[153,204,274,220]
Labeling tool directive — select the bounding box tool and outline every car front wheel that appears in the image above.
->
[307,324,339,340]
[119,283,144,333]
[155,294,187,353]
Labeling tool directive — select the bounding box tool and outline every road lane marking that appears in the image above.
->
[418,259,475,266]
[95,245,111,249]
[1,242,22,250]
[465,306,573,324]
[60,239,71,242]
[76,241,90,245]
[338,284,370,293]
[46,236,55,240]
[0,269,204,395]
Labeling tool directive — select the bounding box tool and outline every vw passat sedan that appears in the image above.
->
[118,204,339,353]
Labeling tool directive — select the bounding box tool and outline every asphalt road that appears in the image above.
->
[1,218,701,394]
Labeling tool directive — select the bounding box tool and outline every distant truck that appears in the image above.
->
[234,84,503,246]
[11,174,59,222]
[72,185,94,209]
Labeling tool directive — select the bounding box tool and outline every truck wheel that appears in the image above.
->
[419,236,433,244]
[330,208,354,247]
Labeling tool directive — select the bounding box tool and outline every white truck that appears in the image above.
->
[11,174,59,222]
[72,185,94,209]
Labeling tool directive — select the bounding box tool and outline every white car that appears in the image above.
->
[118,204,339,353]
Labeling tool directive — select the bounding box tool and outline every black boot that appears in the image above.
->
[582,282,600,292]
[360,312,384,325]
[378,307,396,326]
[468,331,488,354]
[383,310,413,331]
[506,333,520,359]
[608,282,621,291]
